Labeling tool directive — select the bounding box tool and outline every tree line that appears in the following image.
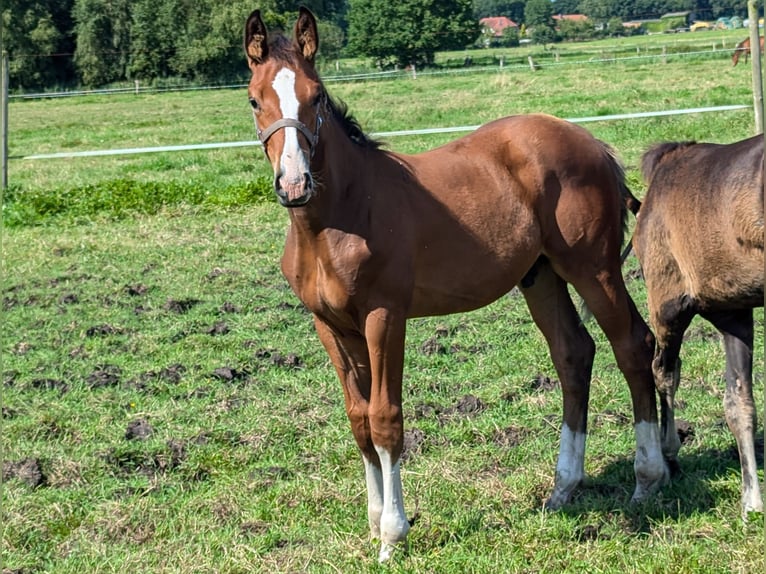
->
[1,0,752,91]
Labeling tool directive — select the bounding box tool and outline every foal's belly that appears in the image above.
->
[408,254,535,317]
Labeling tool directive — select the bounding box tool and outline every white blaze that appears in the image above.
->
[271,68,309,183]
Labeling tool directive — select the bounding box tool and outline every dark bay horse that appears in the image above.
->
[732,35,764,66]
[633,135,764,519]
[244,8,667,561]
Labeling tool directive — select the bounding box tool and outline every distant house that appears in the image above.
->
[553,14,589,24]
[479,16,519,39]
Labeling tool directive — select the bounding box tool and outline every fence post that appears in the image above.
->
[747,0,763,134]
[1,51,8,191]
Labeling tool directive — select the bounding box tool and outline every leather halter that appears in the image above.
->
[256,114,323,157]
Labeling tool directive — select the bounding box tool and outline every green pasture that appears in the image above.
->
[2,36,764,573]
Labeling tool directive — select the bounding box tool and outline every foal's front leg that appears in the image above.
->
[312,317,384,540]
[364,307,410,561]
[313,312,409,561]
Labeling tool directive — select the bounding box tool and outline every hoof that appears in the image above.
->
[665,457,681,478]
[630,465,669,504]
[378,540,406,563]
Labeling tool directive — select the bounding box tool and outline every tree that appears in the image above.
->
[347,0,478,68]
[473,0,527,24]
[2,0,75,90]
[578,0,614,29]
[73,0,130,87]
[552,0,582,15]
[525,0,557,44]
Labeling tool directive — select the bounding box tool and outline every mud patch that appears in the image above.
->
[105,439,187,478]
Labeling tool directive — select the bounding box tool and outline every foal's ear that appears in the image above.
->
[244,10,268,64]
[294,7,318,64]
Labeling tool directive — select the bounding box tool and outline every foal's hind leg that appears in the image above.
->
[520,258,596,509]
[562,264,668,502]
[645,292,696,475]
[703,309,764,518]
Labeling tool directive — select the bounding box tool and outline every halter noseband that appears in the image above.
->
[256,113,323,157]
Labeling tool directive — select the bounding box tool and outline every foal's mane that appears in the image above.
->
[267,33,383,150]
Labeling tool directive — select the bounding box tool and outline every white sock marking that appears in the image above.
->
[632,420,668,501]
[363,454,384,539]
[547,423,586,509]
[373,445,409,561]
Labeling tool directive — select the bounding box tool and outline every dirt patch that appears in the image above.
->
[124,283,150,296]
[87,364,122,388]
[86,323,124,337]
[253,349,304,369]
[105,439,187,478]
[219,302,241,313]
[125,418,154,440]
[528,374,559,392]
[206,321,230,336]
[211,366,250,382]
[3,458,47,488]
[493,426,530,448]
[675,419,695,445]
[164,298,201,314]
[401,428,427,462]
[30,378,69,394]
[413,394,486,423]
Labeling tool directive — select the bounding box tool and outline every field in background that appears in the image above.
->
[2,32,764,573]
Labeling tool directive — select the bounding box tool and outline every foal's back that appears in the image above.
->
[636,135,764,307]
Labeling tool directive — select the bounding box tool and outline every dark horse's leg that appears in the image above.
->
[520,257,595,508]
[702,309,764,517]
[650,297,696,475]
[557,258,669,502]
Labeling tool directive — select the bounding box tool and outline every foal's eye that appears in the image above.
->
[249,97,260,111]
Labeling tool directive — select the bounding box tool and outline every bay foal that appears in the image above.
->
[243,8,667,561]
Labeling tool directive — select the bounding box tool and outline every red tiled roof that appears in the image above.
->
[479,16,519,37]
[553,14,589,22]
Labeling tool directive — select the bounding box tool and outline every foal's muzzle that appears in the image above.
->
[256,115,322,208]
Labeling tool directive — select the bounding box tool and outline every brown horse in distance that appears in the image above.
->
[243,8,668,561]
[732,35,764,66]
[633,135,764,519]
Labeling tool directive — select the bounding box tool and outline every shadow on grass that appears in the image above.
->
[560,427,764,532]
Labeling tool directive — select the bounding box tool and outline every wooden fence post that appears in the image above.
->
[1,51,8,191]
[747,0,763,134]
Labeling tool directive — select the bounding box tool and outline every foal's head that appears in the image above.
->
[244,8,324,207]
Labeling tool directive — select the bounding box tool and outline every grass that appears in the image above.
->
[2,34,765,573]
